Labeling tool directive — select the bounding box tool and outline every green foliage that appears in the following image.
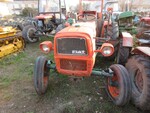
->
[63,104,76,113]
[0,52,26,66]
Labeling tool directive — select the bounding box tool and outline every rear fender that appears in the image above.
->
[132,47,150,57]
[122,32,133,47]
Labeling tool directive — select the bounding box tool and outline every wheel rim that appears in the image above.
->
[108,75,119,98]
[135,69,143,93]
[43,76,48,87]
[27,28,37,42]
[43,63,49,87]
[28,28,34,37]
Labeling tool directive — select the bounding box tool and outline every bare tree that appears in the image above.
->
[118,0,125,11]
[83,3,90,11]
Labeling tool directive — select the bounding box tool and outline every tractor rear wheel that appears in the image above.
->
[116,42,130,65]
[34,56,50,95]
[126,55,150,110]
[96,20,104,37]
[22,25,38,43]
[106,64,131,106]
[106,22,119,39]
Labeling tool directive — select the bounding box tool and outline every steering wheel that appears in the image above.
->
[78,14,96,22]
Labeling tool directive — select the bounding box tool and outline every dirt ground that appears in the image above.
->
[0,37,147,113]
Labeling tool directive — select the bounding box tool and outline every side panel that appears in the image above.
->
[122,32,133,47]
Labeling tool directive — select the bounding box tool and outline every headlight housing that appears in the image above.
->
[39,41,53,54]
[101,46,114,57]
[98,43,114,57]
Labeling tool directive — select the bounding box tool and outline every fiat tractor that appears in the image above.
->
[34,0,132,107]
[22,0,66,43]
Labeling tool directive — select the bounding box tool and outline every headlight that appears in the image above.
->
[101,43,114,57]
[102,47,112,55]
[39,41,53,54]
[42,45,50,53]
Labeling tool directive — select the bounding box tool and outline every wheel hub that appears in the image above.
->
[28,29,35,39]
[108,76,119,98]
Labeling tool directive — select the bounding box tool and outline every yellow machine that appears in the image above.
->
[0,26,24,58]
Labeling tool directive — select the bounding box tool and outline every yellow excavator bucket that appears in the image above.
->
[0,26,25,58]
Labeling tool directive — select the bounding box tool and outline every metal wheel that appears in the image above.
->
[135,69,143,93]
[107,74,119,98]
[22,25,38,43]
[106,64,131,106]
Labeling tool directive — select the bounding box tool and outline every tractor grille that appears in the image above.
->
[57,38,87,55]
[60,59,87,71]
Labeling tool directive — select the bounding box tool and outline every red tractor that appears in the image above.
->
[22,0,66,43]
[125,20,150,110]
[136,17,150,39]
[34,0,133,107]
[125,46,150,110]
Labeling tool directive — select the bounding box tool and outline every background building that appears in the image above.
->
[0,0,38,16]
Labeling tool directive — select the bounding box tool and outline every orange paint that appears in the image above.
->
[35,14,53,19]
[94,43,114,57]
[40,41,53,53]
[54,26,96,76]
[108,75,119,98]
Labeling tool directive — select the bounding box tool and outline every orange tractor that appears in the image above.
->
[34,0,133,106]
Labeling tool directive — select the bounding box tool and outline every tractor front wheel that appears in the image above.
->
[126,55,150,110]
[34,56,50,95]
[106,64,131,106]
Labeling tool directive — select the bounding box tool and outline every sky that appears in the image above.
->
[65,0,79,6]
[65,0,102,12]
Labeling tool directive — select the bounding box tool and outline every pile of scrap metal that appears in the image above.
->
[136,17,150,40]
[0,16,35,31]
[0,26,24,58]
[21,0,67,43]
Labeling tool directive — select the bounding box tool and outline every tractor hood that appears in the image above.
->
[57,21,97,38]
[53,21,97,77]
[119,11,135,19]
